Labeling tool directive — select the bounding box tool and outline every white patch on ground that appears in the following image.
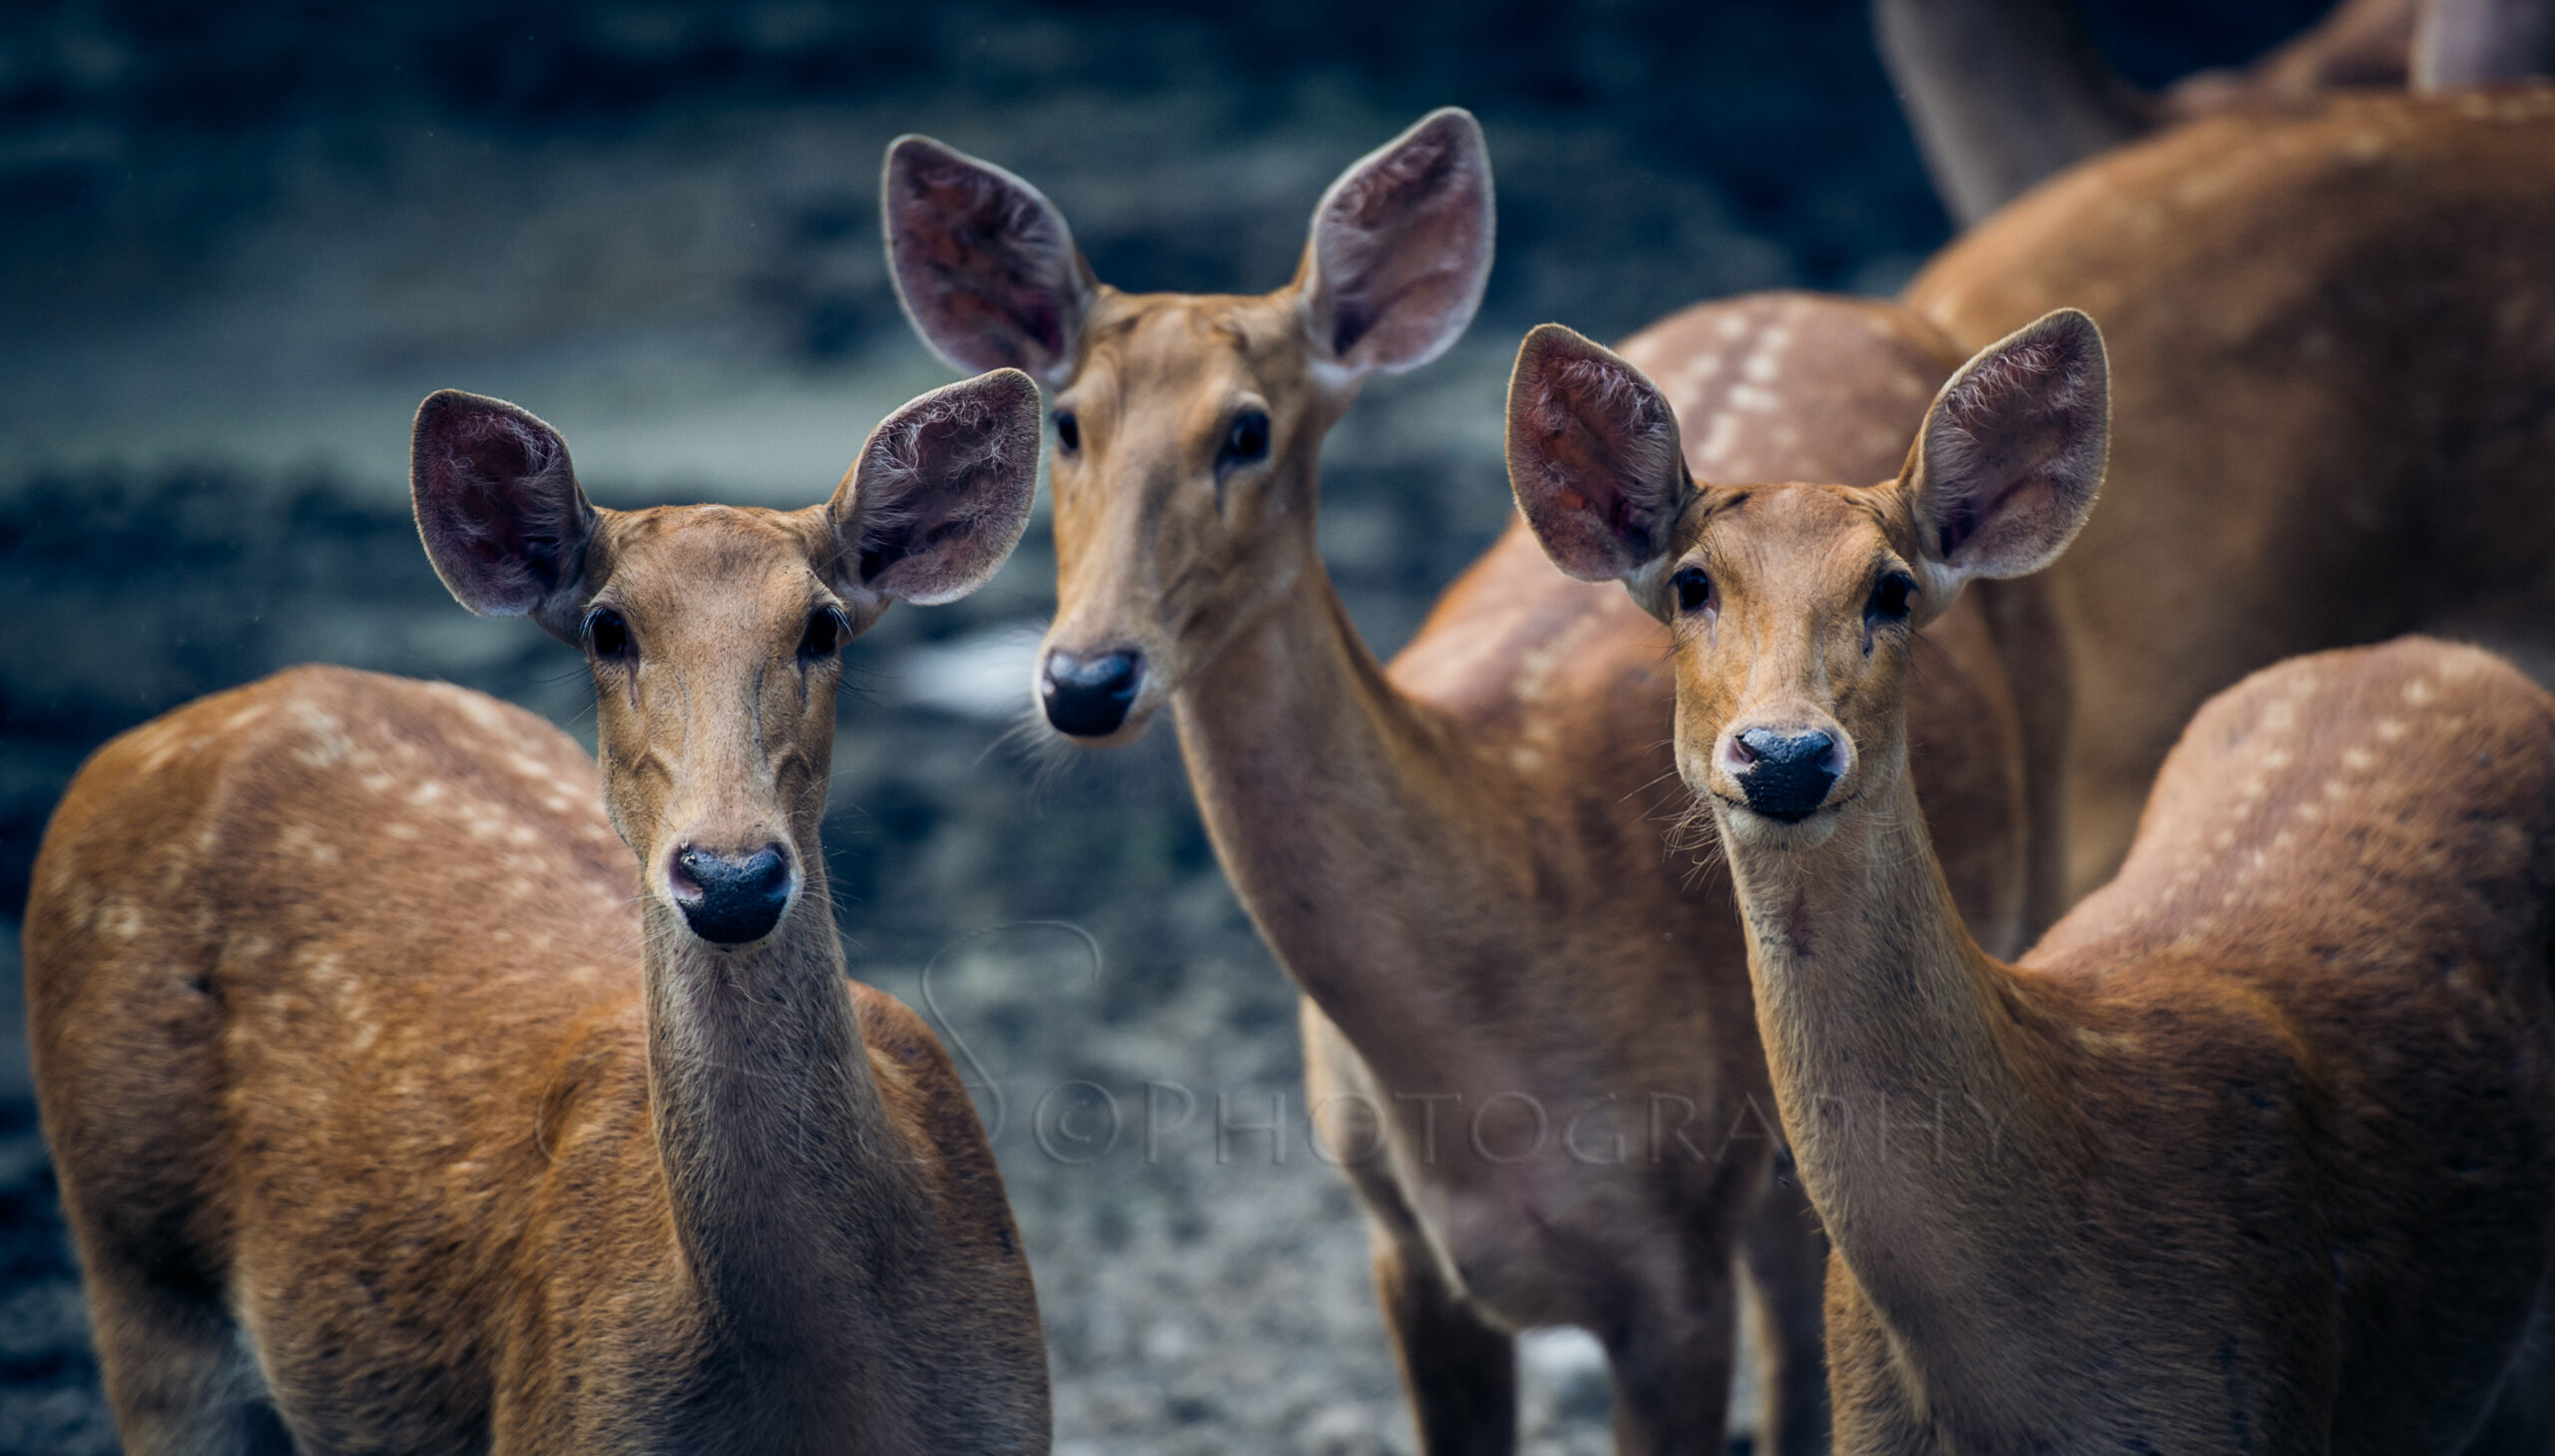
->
[895,622,1048,723]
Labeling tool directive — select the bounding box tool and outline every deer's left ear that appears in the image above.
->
[1299,108,1495,378]
[1904,307,2108,596]
[1506,324,1695,618]
[827,369,1042,625]
[410,389,601,641]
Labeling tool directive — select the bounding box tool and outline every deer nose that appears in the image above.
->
[1041,649,1143,737]
[1730,728,1843,823]
[670,843,794,945]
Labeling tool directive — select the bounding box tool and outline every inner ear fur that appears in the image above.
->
[1299,107,1496,377]
[410,389,599,638]
[882,135,1095,388]
[1506,323,1693,599]
[1906,307,2109,588]
[828,368,1043,619]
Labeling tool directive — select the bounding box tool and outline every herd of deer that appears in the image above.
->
[19,0,2555,1452]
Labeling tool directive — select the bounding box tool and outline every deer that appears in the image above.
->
[1507,306,2555,1453]
[1896,85,2555,908]
[881,109,2045,1455]
[1877,0,2555,225]
[21,370,1052,1453]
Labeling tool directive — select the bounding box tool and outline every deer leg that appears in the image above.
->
[1370,1230,1519,1456]
[1741,1164,1831,1456]
[83,1270,291,1456]
[1602,1274,1738,1456]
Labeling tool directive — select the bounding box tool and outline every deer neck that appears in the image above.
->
[638,857,920,1356]
[1169,549,1482,1058]
[1716,739,2069,1337]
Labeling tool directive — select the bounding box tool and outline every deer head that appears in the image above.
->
[411,370,1041,944]
[1507,310,2108,848]
[882,110,1495,740]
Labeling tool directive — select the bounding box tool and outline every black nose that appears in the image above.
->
[1041,650,1143,737]
[1732,728,1841,823]
[671,843,793,944]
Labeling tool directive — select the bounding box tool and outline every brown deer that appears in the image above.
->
[1508,308,2555,1453]
[1877,0,2554,225]
[882,111,2040,1454]
[22,371,1051,1453]
[1901,85,2555,906]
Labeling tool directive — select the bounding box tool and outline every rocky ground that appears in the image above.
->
[0,2,2324,1450]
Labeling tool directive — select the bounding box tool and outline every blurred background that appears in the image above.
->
[0,2,2333,1451]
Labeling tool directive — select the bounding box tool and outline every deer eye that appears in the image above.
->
[1217,408,1270,475]
[1672,567,1714,615]
[1053,410,1080,453]
[586,608,631,660]
[799,607,845,660]
[1867,571,1917,624]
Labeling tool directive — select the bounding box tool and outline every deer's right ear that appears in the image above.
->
[1299,107,1495,377]
[827,368,1042,624]
[1506,324,1693,613]
[1904,307,2109,595]
[882,136,1094,388]
[411,389,599,635]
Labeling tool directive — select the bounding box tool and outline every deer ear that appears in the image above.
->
[829,369,1041,620]
[411,390,599,637]
[882,135,1094,389]
[2414,0,2555,88]
[1506,324,1693,608]
[1906,308,2109,591]
[1299,107,1495,377]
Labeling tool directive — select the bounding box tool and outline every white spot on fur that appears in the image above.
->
[1696,411,1744,465]
[95,898,145,939]
[2404,678,2438,707]
[288,700,354,767]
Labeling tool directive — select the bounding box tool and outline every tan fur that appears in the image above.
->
[25,410,1047,1449]
[1041,291,2027,1453]
[1906,87,2555,905]
[1878,0,2536,225]
[1515,318,2555,1450]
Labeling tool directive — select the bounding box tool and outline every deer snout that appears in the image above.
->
[1723,726,1849,823]
[669,842,796,946]
[1040,648,1145,737]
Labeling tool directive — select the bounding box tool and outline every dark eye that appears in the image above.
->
[586,608,631,660]
[1217,408,1270,473]
[1868,572,1917,624]
[1054,410,1080,452]
[1672,566,1714,615]
[799,607,844,659]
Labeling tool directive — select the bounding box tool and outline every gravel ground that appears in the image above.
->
[0,2,2329,1450]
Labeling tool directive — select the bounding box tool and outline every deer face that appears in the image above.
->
[1656,484,1929,845]
[882,110,1495,741]
[411,371,1040,946]
[1507,312,2108,851]
[1031,292,1332,740]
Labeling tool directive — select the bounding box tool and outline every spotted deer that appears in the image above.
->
[1896,86,2555,906]
[882,110,2040,1454]
[1509,308,2555,1453]
[23,371,1051,1453]
[1878,0,2554,225]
